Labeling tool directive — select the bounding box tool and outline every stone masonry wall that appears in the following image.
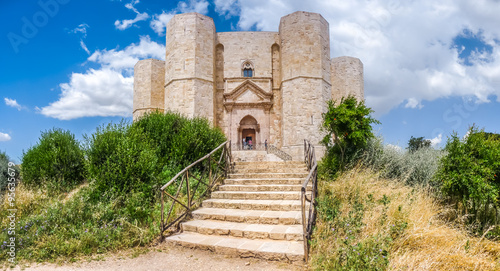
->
[164,13,215,123]
[279,11,331,160]
[331,56,364,103]
[133,59,165,121]
[216,32,278,78]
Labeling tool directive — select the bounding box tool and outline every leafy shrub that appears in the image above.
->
[84,120,158,201]
[22,128,85,193]
[321,96,380,174]
[362,137,443,188]
[0,151,20,195]
[132,111,226,173]
[435,125,500,231]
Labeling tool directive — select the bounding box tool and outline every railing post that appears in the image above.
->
[186,171,191,209]
[301,188,308,261]
[209,154,212,186]
[161,191,164,240]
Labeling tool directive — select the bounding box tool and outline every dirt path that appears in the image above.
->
[11,244,303,271]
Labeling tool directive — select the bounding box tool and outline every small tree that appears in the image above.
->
[435,125,500,232]
[22,128,85,193]
[407,136,431,153]
[321,96,380,172]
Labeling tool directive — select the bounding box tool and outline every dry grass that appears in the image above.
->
[311,168,500,271]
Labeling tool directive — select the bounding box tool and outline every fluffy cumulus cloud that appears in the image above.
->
[150,0,209,35]
[40,36,165,120]
[4,98,24,111]
[115,0,150,30]
[0,132,11,142]
[430,133,443,147]
[214,0,500,116]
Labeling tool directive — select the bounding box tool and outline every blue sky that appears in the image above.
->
[1,0,500,163]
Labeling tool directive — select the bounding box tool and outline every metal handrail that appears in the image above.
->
[267,144,292,161]
[160,140,232,237]
[301,139,318,262]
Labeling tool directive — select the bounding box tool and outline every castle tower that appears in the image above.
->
[279,11,331,158]
[133,59,166,121]
[331,56,364,103]
[164,13,216,123]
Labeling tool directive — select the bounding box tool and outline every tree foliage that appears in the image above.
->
[407,136,431,153]
[22,128,85,193]
[435,125,500,231]
[321,96,380,173]
[0,151,21,195]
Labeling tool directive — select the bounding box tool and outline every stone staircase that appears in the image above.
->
[165,161,310,263]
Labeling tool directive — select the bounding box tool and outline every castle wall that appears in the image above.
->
[331,56,364,103]
[164,13,215,123]
[216,32,278,78]
[133,59,165,121]
[279,11,331,160]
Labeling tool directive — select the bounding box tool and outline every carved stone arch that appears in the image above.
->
[241,60,254,77]
[238,114,260,149]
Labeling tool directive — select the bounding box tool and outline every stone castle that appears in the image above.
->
[133,11,364,160]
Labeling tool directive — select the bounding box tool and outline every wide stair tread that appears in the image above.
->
[165,232,304,262]
[219,184,310,191]
[212,191,304,200]
[192,207,304,225]
[224,178,305,185]
[181,219,303,241]
[203,199,305,211]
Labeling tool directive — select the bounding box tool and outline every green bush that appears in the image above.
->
[0,151,21,195]
[321,96,380,174]
[435,125,500,231]
[362,137,444,188]
[132,111,226,173]
[22,128,85,193]
[84,120,158,201]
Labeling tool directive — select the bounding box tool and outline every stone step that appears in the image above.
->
[212,191,302,200]
[232,167,308,174]
[192,208,304,225]
[202,199,305,211]
[224,178,305,185]
[165,232,304,262]
[233,162,307,170]
[229,173,308,179]
[218,184,310,192]
[181,220,303,241]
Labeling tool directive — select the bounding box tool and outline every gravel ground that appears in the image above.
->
[8,244,303,271]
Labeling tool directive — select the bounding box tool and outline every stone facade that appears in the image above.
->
[133,11,364,160]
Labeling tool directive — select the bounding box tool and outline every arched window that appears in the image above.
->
[242,61,254,77]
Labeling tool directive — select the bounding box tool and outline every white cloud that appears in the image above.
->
[80,40,90,55]
[0,132,11,142]
[150,0,209,35]
[88,36,165,71]
[41,36,165,120]
[430,133,443,147]
[150,12,175,35]
[214,0,500,116]
[4,98,23,111]
[69,23,89,38]
[115,0,149,30]
[404,98,423,109]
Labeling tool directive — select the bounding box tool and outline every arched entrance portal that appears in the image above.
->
[239,115,259,150]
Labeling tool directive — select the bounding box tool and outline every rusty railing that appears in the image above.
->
[301,139,318,261]
[160,140,232,237]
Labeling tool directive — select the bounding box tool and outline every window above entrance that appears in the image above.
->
[241,61,254,77]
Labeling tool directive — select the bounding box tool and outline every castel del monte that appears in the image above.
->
[133,11,364,160]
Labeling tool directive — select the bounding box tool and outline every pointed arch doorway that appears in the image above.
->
[239,115,259,150]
